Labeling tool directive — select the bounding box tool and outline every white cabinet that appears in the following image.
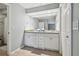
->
[24,33,35,47]
[33,34,39,48]
[24,33,39,48]
[45,34,59,50]
[44,36,50,49]
[24,32,59,51]
[38,34,45,49]
[38,37,45,49]
[45,37,58,50]
[24,33,30,46]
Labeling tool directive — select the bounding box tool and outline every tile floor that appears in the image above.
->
[11,47,61,56]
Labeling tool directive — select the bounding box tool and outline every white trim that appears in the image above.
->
[1,3,11,56]
[8,45,24,55]
[8,45,24,56]
[8,48,20,56]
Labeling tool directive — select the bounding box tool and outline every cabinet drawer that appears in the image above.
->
[44,34,59,38]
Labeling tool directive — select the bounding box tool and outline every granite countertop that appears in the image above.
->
[24,30,59,34]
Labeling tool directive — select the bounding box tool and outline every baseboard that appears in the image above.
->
[7,45,24,56]
[20,45,24,48]
[8,48,21,56]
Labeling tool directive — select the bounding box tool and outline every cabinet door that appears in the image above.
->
[33,34,39,48]
[24,33,31,46]
[44,37,50,49]
[45,34,59,50]
[29,33,36,47]
[24,33,35,47]
[50,37,58,50]
[38,37,45,49]
[38,34,45,49]
[29,37,35,47]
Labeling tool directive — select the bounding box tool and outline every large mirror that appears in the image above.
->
[33,15,56,31]
[25,8,60,32]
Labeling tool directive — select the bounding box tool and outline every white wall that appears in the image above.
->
[25,16,39,30]
[8,3,26,52]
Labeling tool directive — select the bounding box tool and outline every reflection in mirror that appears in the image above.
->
[33,15,56,31]
[47,16,56,30]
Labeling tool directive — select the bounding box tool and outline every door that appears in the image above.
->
[64,6,71,56]
[61,4,72,56]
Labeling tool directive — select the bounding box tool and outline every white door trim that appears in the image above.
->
[2,3,11,55]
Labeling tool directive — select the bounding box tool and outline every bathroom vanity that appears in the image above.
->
[24,30,59,51]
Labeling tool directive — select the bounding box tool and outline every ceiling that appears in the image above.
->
[19,3,50,9]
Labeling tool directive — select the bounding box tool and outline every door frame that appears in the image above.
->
[2,3,10,55]
[60,3,73,56]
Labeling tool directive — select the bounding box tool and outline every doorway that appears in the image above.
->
[0,3,8,56]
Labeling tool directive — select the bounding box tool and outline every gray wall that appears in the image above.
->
[8,3,26,52]
[26,3,59,13]
[73,3,79,56]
